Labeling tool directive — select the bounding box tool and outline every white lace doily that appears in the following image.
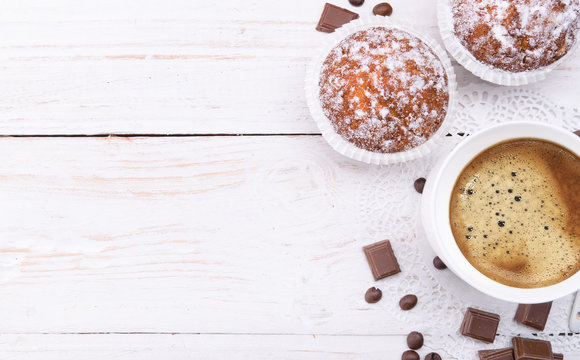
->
[357,86,580,359]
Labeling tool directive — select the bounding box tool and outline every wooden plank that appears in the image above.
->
[0,135,418,334]
[0,334,577,360]
[0,135,577,357]
[0,334,421,360]
[1,0,579,135]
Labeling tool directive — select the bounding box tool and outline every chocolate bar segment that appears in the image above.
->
[316,3,359,33]
[553,353,564,360]
[514,302,552,331]
[478,348,514,360]
[512,337,553,360]
[460,307,500,343]
[363,240,401,280]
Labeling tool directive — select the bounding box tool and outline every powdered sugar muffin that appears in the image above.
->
[318,27,449,154]
[452,0,580,72]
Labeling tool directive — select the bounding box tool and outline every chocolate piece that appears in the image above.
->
[402,350,420,360]
[512,337,553,360]
[574,130,580,136]
[425,353,442,360]
[363,240,401,280]
[460,307,500,343]
[478,348,514,360]
[399,294,418,310]
[316,3,359,33]
[365,287,382,303]
[514,302,552,331]
[479,350,498,359]
[553,353,564,360]
[373,2,393,16]
[479,350,495,358]
[349,0,364,6]
[406,331,423,350]
[433,256,447,270]
[414,177,427,194]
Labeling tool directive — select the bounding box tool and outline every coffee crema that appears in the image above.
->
[450,139,580,288]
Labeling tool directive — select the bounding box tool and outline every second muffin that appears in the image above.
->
[452,0,580,72]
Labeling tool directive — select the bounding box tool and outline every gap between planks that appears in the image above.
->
[0,132,469,138]
[0,332,410,336]
[0,133,322,138]
[4,332,577,336]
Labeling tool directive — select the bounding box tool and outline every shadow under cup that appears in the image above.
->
[420,122,580,303]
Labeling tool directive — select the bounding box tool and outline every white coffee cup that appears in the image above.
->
[420,122,580,303]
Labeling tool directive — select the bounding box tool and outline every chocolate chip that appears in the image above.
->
[316,3,359,33]
[364,287,382,303]
[425,353,442,360]
[574,130,580,137]
[478,348,514,360]
[373,2,393,16]
[406,331,424,350]
[433,256,447,270]
[414,177,426,194]
[349,0,364,6]
[399,294,418,310]
[513,337,553,360]
[402,350,420,360]
[460,307,500,343]
[363,240,401,281]
[514,302,552,331]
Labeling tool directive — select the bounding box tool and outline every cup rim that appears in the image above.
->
[421,121,580,303]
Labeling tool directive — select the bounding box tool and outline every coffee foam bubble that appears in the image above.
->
[450,139,580,288]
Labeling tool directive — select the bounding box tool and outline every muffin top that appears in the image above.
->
[318,27,449,154]
[452,0,580,72]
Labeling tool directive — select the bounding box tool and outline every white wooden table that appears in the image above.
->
[0,0,578,358]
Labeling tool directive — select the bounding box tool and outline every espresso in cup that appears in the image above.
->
[450,139,580,288]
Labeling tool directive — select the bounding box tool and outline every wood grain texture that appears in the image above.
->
[2,0,580,357]
[0,134,577,356]
[0,0,579,135]
[0,135,414,334]
[0,334,422,360]
[2,334,577,360]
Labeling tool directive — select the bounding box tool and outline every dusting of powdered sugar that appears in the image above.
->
[452,0,580,72]
[318,27,449,154]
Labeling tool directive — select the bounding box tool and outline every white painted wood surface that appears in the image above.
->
[0,334,413,360]
[0,0,579,358]
[0,136,410,334]
[0,0,579,135]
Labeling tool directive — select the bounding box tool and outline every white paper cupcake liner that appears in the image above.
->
[437,0,580,86]
[305,17,458,165]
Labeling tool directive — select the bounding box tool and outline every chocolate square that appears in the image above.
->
[316,3,359,33]
[514,302,552,331]
[460,307,500,343]
[478,348,514,360]
[363,240,401,281]
[512,337,553,360]
[553,353,564,360]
